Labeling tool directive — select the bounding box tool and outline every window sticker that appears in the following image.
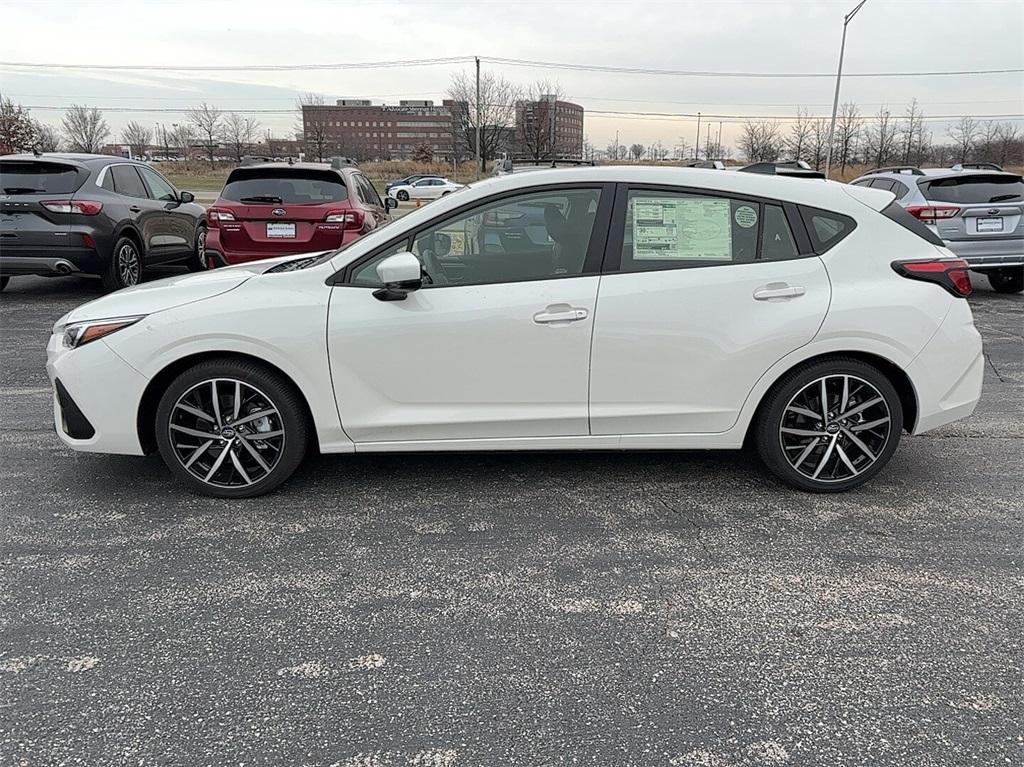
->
[734,205,758,229]
[632,198,732,260]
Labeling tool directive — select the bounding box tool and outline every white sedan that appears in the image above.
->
[387,176,463,201]
[47,167,983,497]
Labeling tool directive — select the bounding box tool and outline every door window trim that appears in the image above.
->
[600,183,815,275]
[328,181,616,288]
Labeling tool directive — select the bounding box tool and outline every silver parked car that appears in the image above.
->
[850,163,1023,293]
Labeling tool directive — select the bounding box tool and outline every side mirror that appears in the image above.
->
[373,252,422,301]
[179,190,195,203]
[384,197,398,211]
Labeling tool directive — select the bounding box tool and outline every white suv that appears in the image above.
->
[47,167,983,497]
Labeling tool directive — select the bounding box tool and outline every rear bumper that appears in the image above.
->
[0,248,99,276]
[206,229,358,266]
[940,239,1024,269]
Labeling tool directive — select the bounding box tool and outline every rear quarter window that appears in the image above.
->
[798,205,857,253]
[0,161,87,194]
[921,174,1024,204]
[222,169,347,204]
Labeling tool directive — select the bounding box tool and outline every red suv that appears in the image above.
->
[205,162,395,266]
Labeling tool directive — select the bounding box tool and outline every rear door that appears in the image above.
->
[217,167,351,256]
[0,160,87,255]
[589,186,832,435]
[919,174,1024,256]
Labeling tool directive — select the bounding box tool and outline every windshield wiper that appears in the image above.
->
[988,194,1021,203]
[238,195,284,204]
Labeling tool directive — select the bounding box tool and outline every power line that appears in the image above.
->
[0,56,474,72]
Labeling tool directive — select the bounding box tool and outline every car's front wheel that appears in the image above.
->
[755,358,903,492]
[988,267,1023,294]
[396,190,409,201]
[155,359,309,497]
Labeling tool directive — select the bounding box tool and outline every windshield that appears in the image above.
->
[921,174,1024,204]
[0,161,87,194]
[221,169,347,204]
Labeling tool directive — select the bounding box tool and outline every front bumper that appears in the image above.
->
[46,331,149,455]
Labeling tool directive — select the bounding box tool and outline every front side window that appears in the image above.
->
[138,166,177,202]
[350,188,602,287]
[619,190,759,271]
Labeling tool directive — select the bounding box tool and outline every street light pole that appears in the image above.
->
[825,0,867,179]
[474,56,482,179]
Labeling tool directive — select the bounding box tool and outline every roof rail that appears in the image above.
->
[865,165,924,176]
[737,161,825,179]
[951,162,1003,172]
[330,156,358,169]
[682,160,725,170]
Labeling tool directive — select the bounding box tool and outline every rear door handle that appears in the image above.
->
[533,304,589,324]
[753,283,806,300]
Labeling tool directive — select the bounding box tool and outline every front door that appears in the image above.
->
[327,184,611,443]
[589,187,832,435]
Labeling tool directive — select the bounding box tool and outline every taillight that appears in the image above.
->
[207,207,235,227]
[324,209,365,230]
[906,205,960,221]
[41,200,102,215]
[892,258,972,297]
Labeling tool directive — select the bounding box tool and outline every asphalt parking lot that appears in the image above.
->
[1,273,1021,766]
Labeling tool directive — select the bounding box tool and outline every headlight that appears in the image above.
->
[61,316,145,349]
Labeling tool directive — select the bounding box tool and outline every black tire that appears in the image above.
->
[0,276,9,292]
[101,235,144,292]
[396,190,409,201]
[186,225,208,272]
[988,267,1023,294]
[154,358,309,498]
[442,190,451,196]
[754,357,903,493]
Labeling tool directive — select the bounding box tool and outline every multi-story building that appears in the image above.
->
[515,96,585,159]
[301,99,454,161]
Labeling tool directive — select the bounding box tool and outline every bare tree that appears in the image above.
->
[806,118,831,170]
[221,112,260,162]
[448,70,519,173]
[186,103,223,167]
[155,123,173,160]
[834,103,861,172]
[947,116,979,163]
[629,143,645,161]
[739,120,782,162]
[784,108,812,162]
[121,120,152,160]
[33,121,61,152]
[171,123,196,162]
[976,120,1002,163]
[516,81,565,160]
[0,96,37,153]
[61,105,109,153]
[296,93,329,162]
[674,136,690,160]
[899,99,924,165]
[994,122,1021,166]
[864,107,898,168]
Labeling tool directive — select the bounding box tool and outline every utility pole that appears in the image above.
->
[614,129,619,161]
[474,56,482,179]
[825,0,868,179]
[705,123,712,160]
[717,122,722,158]
[694,112,701,160]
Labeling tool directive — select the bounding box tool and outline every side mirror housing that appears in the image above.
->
[373,252,422,301]
[384,196,398,211]
[179,190,195,203]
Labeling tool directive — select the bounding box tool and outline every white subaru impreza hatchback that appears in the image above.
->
[47,167,983,497]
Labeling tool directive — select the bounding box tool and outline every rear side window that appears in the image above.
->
[761,204,799,261]
[881,201,944,246]
[921,175,1024,204]
[799,206,856,253]
[222,169,347,204]
[0,161,86,194]
[110,165,150,198]
[869,178,896,192]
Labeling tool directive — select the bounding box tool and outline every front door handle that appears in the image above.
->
[533,304,589,324]
[129,205,142,213]
[753,283,806,301]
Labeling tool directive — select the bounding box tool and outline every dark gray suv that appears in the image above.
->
[851,163,1023,294]
[0,153,206,292]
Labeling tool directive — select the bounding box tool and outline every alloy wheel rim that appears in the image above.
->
[779,374,891,483]
[197,229,207,266]
[168,378,286,488]
[118,243,140,286]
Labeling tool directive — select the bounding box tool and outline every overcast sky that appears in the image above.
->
[2,0,1021,153]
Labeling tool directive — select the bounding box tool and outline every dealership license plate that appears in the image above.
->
[976,217,1003,233]
[266,222,296,238]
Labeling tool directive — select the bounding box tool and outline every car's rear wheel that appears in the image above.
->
[755,358,903,492]
[101,235,144,292]
[396,190,409,201]
[187,225,208,272]
[988,267,1023,294]
[155,359,309,498]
